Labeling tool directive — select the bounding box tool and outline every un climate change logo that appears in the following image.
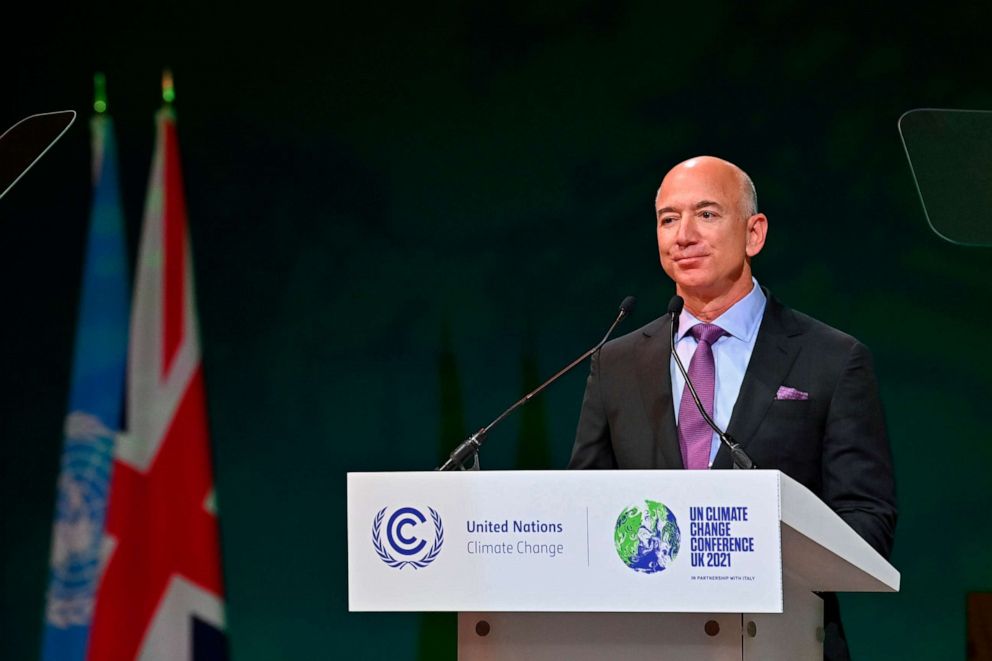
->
[614,500,682,574]
[372,506,443,569]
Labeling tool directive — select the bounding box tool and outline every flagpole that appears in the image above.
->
[93,73,107,114]
[162,68,175,106]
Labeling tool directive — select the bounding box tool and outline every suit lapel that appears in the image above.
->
[636,316,684,469]
[713,292,803,469]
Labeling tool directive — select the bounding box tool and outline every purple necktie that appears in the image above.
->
[678,323,728,470]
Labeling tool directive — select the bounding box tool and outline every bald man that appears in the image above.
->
[569,157,896,661]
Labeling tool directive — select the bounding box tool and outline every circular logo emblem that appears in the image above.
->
[372,506,443,570]
[614,500,681,574]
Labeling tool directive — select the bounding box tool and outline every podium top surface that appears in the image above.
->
[777,473,899,593]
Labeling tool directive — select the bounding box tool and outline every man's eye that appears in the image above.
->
[660,216,677,226]
[700,211,716,219]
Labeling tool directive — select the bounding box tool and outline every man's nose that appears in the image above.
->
[675,215,697,244]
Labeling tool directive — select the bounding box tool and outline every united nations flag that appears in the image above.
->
[41,110,130,661]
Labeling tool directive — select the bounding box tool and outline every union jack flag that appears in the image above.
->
[87,106,228,660]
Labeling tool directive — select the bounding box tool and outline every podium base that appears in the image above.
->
[458,577,823,660]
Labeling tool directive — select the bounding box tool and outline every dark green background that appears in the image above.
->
[3,2,991,658]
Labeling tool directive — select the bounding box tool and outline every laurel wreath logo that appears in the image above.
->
[372,507,444,569]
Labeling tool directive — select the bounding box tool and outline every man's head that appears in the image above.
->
[655,156,767,309]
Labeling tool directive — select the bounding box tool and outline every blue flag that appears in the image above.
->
[41,114,129,661]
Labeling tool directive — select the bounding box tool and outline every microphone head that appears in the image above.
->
[619,295,637,317]
[667,295,684,317]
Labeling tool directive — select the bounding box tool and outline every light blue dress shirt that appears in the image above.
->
[670,279,767,467]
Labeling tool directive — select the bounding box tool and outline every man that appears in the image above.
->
[569,156,896,661]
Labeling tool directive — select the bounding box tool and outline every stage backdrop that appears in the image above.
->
[4,2,991,659]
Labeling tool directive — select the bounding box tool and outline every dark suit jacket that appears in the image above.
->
[568,290,897,660]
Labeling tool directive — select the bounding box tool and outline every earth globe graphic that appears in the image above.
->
[614,500,681,573]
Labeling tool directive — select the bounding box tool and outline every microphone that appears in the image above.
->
[667,295,684,335]
[437,296,636,471]
[668,295,756,470]
[619,295,637,318]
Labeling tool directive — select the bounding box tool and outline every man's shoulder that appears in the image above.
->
[598,315,666,359]
[770,295,867,355]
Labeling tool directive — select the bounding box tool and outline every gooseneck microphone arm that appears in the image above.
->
[437,296,636,472]
[668,295,756,470]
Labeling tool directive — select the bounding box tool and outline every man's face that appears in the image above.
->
[655,158,764,299]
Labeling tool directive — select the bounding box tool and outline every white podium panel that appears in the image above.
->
[348,469,899,661]
[348,470,784,613]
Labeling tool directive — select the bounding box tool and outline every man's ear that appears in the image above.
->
[745,213,768,257]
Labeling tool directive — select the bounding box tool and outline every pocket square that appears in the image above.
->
[775,386,808,401]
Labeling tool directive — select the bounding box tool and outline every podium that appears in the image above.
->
[347,470,899,660]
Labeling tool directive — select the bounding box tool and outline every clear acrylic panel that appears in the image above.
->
[0,110,76,202]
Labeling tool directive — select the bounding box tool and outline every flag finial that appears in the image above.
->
[162,69,175,105]
[94,72,107,114]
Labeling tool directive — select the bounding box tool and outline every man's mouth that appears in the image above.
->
[673,253,708,263]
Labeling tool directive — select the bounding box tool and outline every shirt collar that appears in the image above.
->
[675,278,767,343]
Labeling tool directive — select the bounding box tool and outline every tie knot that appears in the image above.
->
[689,323,727,346]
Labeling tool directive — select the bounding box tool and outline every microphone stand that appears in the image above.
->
[437,300,634,472]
